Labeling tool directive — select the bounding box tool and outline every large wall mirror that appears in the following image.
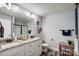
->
[0,14,11,38]
[14,17,28,37]
[14,16,36,38]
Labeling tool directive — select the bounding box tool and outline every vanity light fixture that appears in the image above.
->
[31,14,34,18]
[12,6,18,12]
[0,3,38,19]
[7,3,11,10]
[3,3,18,12]
[25,11,37,19]
[31,13,37,19]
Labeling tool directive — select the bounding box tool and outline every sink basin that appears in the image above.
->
[0,40,27,49]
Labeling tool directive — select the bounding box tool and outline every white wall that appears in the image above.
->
[42,10,75,50]
[0,14,11,38]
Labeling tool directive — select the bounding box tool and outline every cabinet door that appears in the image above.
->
[24,43,35,56]
[13,45,24,56]
[24,43,30,56]
[0,45,24,56]
[34,40,42,56]
[13,50,24,56]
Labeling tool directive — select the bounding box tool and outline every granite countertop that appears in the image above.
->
[0,37,41,52]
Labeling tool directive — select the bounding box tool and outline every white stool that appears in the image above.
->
[42,43,49,52]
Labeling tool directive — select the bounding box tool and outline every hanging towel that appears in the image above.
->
[62,30,71,36]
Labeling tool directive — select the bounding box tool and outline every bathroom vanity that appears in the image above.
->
[0,37,42,56]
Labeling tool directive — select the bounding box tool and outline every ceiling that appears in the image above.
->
[17,3,74,17]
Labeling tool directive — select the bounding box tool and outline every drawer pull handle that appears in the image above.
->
[29,51,31,53]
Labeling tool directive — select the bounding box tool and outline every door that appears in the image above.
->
[22,26,28,35]
[15,26,21,37]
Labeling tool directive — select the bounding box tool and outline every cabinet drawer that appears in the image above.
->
[0,45,24,56]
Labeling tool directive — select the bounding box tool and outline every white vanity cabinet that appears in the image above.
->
[0,39,42,56]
